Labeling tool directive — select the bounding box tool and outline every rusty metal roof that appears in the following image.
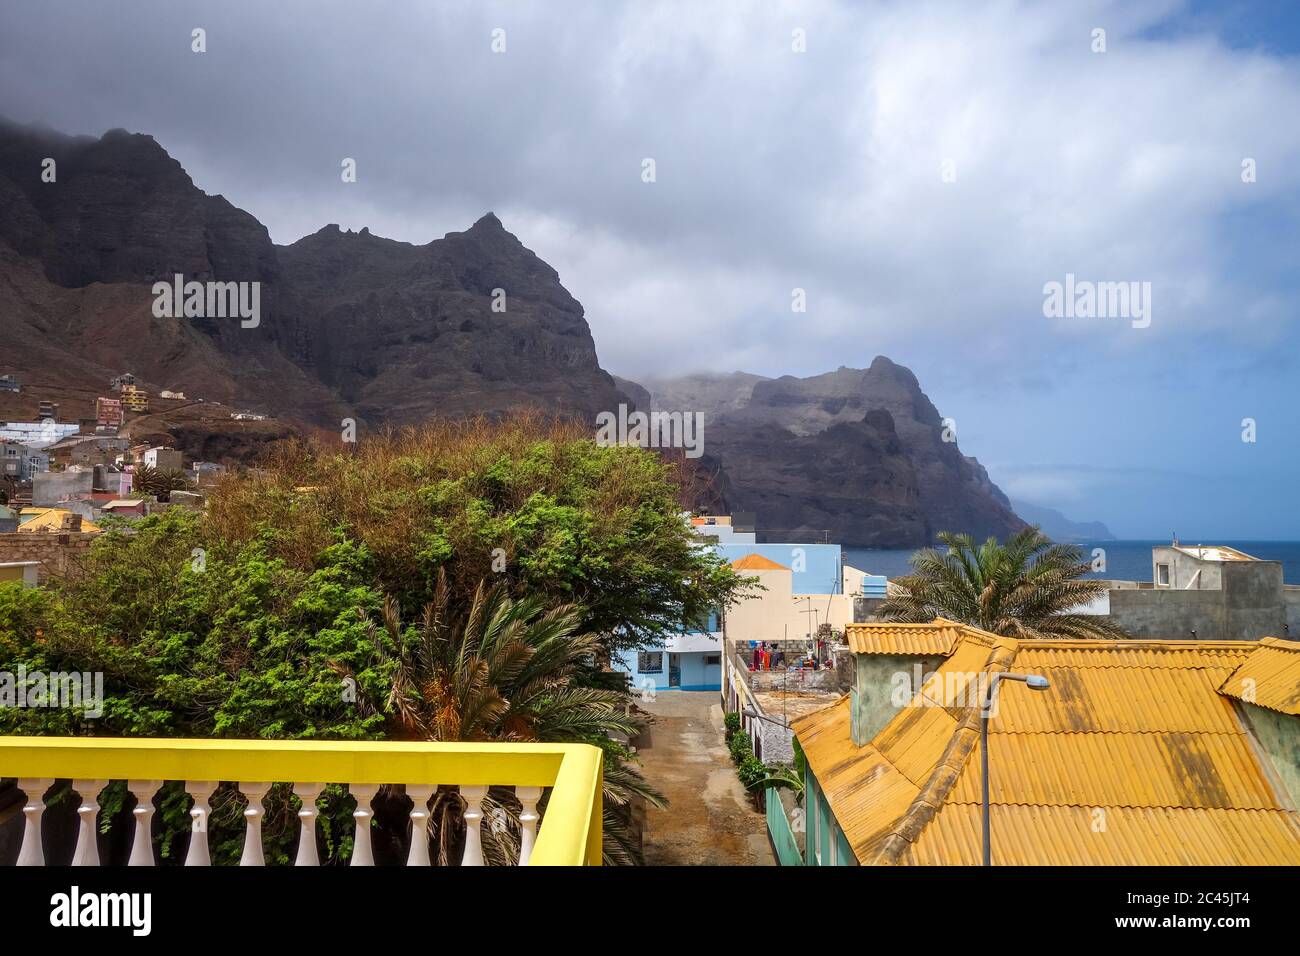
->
[1218,637,1300,715]
[903,804,1300,866]
[792,698,922,860]
[791,621,1300,865]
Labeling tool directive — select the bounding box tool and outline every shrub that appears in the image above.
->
[723,710,741,740]
[737,754,767,791]
[728,729,752,764]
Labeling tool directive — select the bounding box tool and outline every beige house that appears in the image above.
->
[725,554,854,646]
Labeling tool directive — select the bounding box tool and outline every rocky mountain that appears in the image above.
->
[0,119,626,433]
[1,119,1028,547]
[1011,500,1114,542]
[628,360,1027,546]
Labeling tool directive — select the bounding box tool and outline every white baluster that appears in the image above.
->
[127,780,161,866]
[517,786,543,866]
[184,781,217,866]
[349,784,380,866]
[293,783,325,867]
[238,782,271,866]
[405,784,436,866]
[15,778,50,867]
[71,779,106,867]
[460,785,488,867]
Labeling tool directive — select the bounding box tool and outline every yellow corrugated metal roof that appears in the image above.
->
[794,619,1300,866]
[949,732,1283,809]
[1218,637,1300,716]
[16,509,102,534]
[791,698,923,861]
[903,804,1300,866]
[989,665,1243,734]
[1013,641,1253,670]
[845,622,964,656]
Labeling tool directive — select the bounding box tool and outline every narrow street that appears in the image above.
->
[633,690,775,866]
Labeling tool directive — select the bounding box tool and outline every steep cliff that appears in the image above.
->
[0,119,625,434]
[631,359,1027,546]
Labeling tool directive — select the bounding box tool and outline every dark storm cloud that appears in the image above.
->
[2,0,1299,535]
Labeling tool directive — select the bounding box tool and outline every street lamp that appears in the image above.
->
[741,707,789,728]
[980,671,1049,866]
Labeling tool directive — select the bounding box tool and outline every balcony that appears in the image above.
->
[1,736,602,866]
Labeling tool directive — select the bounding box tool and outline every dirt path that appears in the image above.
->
[634,691,775,866]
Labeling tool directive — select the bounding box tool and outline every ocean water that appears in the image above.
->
[843,540,1300,586]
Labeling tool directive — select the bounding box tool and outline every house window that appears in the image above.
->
[637,651,663,674]
[1156,563,1171,586]
[704,654,720,666]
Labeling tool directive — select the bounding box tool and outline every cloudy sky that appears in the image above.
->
[2,0,1298,538]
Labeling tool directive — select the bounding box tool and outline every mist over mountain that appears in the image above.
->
[1,119,1039,546]
[1011,500,1115,543]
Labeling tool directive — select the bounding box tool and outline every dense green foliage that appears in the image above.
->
[879,527,1128,639]
[207,417,745,655]
[0,420,744,864]
[0,510,389,863]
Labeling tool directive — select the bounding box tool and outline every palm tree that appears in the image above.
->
[133,464,190,499]
[348,572,665,864]
[879,527,1127,639]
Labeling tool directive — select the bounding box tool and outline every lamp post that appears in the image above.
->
[980,671,1049,866]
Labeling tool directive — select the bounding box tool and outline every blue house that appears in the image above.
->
[616,516,844,694]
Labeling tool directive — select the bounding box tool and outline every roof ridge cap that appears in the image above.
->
[1257,636,1300,651]
[868,640,1018,865]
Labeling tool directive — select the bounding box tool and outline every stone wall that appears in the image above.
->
[748,666,840,694]
[0,532,96,582]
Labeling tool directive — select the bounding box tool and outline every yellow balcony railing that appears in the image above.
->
[1,737,602,866]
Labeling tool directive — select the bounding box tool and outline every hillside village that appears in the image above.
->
[0,371,269,582]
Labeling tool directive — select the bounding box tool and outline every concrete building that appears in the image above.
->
[2,440,48,481]
[142,446,184,471]
[688,512,756,545]
[46,435,130,469]
[33,468,95,507]
[95,397,123,427]
[120,384,149,413]
[0,421,80,450]
[1089,544,1298,642]
[615,517,847,694]
[99,499,147,517]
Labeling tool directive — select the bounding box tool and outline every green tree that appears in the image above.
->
[879,527,1127,639]
[206,415,746,657]
[0,509,391,864]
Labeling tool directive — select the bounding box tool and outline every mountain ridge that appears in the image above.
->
[621,361,1029,546]
[2,118,1033,547]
